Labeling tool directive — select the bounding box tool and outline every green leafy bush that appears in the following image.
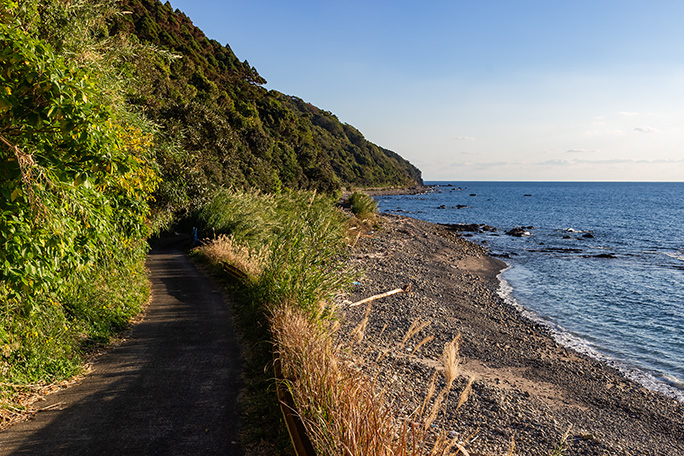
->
[0,0,157,393]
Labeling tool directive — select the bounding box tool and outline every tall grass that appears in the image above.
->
[348,191,378,221]
[198,188,278,246]
[198,234,267,281]
[271,303,488,456]
[272,304,403,455]
[256,193,353,315]
[193,188,357,452]
[195,188,496,455]
[197,188,355,315]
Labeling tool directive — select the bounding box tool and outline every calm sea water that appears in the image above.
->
[376,182,684,401]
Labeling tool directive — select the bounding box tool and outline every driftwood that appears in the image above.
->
[349,283,411,307]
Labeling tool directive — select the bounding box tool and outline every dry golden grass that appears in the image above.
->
[196,234,267,281]
[441,335,463,392]
[270,303,514,456]
[400,318,432,350]
[272,304,405,455]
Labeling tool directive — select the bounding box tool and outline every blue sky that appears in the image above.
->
[167,0,684,181]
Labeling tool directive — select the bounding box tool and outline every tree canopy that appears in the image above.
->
[113,0,422,218]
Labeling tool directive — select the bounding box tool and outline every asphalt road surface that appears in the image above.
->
[0,240,244,455]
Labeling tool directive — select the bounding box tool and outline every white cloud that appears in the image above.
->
[634,126,659,133]
[447,160,521,169]
[537,157,684,166]
[453,136,476,141]
[573,158,633,164]
[635,158,684,164]
[566,148,600,154]
[619,111,639,116]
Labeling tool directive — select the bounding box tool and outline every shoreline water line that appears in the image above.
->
[341,213,684,454]
[374,181,684,405]
[495,265,684,403]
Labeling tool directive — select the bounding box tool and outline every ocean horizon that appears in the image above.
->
[376,181,684,401]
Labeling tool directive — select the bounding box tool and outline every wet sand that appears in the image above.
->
[339,214,684,455]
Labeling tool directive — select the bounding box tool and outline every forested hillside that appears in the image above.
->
[113,0,422,215]
[0,0,421,408]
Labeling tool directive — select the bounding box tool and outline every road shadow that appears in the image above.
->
[0,247,244,456]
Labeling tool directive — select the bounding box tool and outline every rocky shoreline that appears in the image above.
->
[339,214,683,455]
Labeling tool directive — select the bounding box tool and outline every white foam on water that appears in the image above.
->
[495,266,684,403]
[663,250,684,262]
[664,374,684,389]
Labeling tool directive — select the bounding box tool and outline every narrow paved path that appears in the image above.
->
[0,241,244,455]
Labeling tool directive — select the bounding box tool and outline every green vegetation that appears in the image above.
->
[196,189,354,313]
[1,0,425,448]
[194,190,488,455]
[193,189,356,453]
[349,191,379,221]
[0,0,158,406]
[113,0,422,223]
[1,0,419,398]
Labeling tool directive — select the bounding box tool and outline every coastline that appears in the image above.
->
[339,214,684,455]
[341,185,434,198]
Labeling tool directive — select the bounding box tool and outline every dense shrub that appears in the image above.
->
[0,0,157,393]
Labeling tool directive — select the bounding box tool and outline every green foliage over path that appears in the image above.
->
[0,0,158,398]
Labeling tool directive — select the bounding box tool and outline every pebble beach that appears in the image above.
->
[339,214,684,456]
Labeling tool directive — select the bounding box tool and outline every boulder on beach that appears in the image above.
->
[505,227,531,237]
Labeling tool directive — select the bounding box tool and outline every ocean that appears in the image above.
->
[375,181,684,401]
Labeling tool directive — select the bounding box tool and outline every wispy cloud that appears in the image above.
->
[453,136,476,141]
[619,111,639,117]
[634,158,684,164]
[448,160,522,169]
[539,159,570,166]
[566,148,600,154]
[539,157,684,166]
[443,157,684,172]
[634,126,659,133]
[573,158,634,164]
